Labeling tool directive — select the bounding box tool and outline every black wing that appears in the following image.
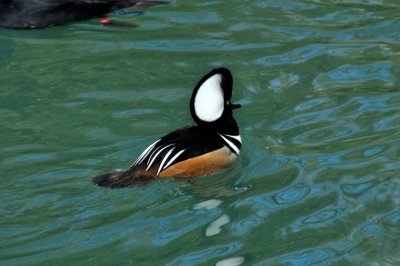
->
[130,126,224,176]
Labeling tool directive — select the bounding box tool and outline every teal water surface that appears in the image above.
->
[1,0,400,265]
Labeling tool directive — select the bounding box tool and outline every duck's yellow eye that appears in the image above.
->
[226,100,230,105]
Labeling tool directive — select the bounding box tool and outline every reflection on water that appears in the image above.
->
[1,0,400,265]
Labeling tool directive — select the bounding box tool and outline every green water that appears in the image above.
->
[1,0,400,265]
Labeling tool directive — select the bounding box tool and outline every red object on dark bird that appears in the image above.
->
[99,18,111,24]
[99,18,137,28]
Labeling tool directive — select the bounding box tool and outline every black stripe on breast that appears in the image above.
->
[218,133,241,155]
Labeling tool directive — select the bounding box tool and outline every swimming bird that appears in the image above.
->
[93,68,242,188]
[0,0,167,29]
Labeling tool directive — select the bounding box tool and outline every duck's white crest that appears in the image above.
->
[194,74,224,122]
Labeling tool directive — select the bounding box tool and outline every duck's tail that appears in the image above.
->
[92,169,154,188]
[92,170,126,188]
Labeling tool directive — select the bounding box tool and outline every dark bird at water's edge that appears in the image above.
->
[0,0,167,29]
[93,68,242,188]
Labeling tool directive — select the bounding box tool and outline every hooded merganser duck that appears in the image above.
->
[93,67,242,188]
[0,0,167,29]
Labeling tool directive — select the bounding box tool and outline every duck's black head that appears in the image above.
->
[190,68,241,134]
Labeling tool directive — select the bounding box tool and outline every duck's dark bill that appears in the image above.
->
[231,103,241,109]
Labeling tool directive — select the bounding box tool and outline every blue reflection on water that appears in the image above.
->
[167,241,243,266]
[313,63,394,90]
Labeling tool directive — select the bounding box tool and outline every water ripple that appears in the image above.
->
[166,241,243,266]
[258,247,338,266]
[274,184,311,205]
[313,62,395,90]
